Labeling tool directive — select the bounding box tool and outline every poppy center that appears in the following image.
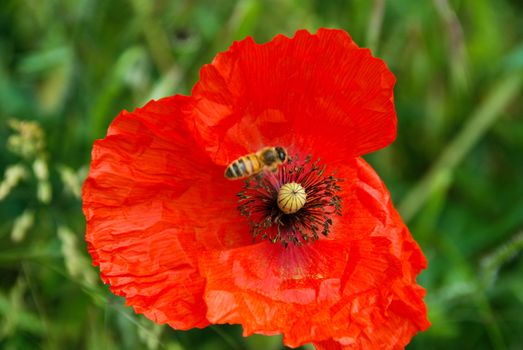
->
[237,155,343,247]
[277,182,307,214]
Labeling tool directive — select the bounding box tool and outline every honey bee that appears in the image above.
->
[224,146,287,180]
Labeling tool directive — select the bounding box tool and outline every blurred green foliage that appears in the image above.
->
[1,0,523,349]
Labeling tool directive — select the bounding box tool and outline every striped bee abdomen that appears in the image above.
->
[224,154,262,179]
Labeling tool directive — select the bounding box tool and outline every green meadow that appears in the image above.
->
[1,0,522,349]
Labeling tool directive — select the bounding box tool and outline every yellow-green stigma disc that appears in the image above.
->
[277,182,307,214]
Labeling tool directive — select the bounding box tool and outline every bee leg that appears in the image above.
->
[267,164,278,173]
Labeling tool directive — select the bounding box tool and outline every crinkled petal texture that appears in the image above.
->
[83,96,251,329]
[190,28,397,166]
[83,28,428,350]
[199,158,429,348]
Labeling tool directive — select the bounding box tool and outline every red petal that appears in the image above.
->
[190,28,396,166]
[83,96,251,329]
[198,158,428,347]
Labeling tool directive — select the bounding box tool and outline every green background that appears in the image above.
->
[1,0,522,349]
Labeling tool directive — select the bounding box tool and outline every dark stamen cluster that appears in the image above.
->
[237,155,343,247]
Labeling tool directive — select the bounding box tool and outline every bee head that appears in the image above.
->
[275,146,287,162]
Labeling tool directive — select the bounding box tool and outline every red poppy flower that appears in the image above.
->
[83,29,429,349]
